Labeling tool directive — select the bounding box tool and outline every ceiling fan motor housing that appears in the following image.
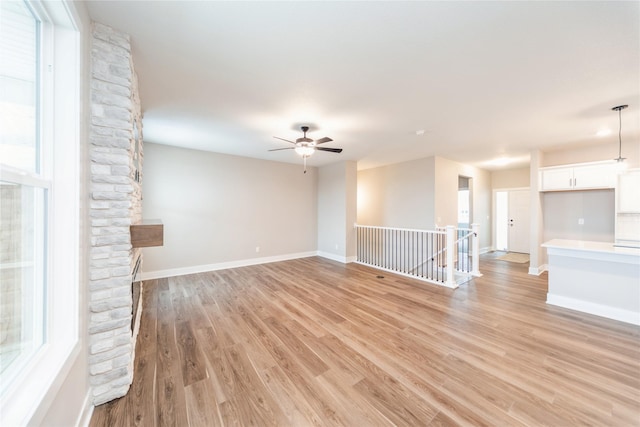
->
[297,126,313,144]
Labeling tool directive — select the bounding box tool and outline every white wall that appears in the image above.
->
[491,167,530,189]
[543,142,640,168]
[357,157,436,229]
[345,162,357,258]
[141,143,318,277]
[529,150,546,274]
[317,161,357,262]
[434,157,492,250]
[543,189,615,242]
[357,156,492,250]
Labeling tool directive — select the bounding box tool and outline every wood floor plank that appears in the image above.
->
[266,343,353,426]
[353,376,438,425]
[91,254,640,427]
[176,321,209,386]
[126,350,157,427]
[262,316,329,376]
[156,319,181,381]
[261,365,324,426]
[184,379,223,427]
[428,411,459,427]
[314,371,395,426]
[221,344,290,426]
[157,374,189,427]
[89,397,131,427]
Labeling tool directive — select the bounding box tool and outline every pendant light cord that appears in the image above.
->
[618,107,623,159]
[612,104,628,162]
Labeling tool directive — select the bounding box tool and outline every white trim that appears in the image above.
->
[317,251,357,264]
[479,246,492,255]
[76,391,94,427]
[355,224,446,234]
[492,186,531,192]
[528,264,547,276]
[0,167,52,188]
[2,340,78,425]
[139,251,318,280]
[547,294,640,326]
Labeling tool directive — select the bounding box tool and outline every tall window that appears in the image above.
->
[1,1,80,423]
[0,0,47,389]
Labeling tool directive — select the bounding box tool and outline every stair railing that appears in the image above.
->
[355,223,480,288]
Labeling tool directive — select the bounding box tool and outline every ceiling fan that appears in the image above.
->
[270,126,343,173]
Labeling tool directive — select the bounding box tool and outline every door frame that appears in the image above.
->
[458,175,473,228]
[492,187,530,252]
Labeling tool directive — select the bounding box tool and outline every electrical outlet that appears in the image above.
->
[335,244,339,250]
[578,218,584,225]
[255,246,260,253]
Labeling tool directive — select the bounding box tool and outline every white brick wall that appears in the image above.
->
[89,22,143,406]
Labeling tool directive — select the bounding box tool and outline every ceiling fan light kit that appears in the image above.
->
[294,145,315,157]
[270,125,343,173]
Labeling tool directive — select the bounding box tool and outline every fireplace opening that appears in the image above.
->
[131,255,142,332]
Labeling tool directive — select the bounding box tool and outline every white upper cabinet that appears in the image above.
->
[540,162,617,192]
[540,167,574,191]
[617,169,640,213]
[573,164,618,189]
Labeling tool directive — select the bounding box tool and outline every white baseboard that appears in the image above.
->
[547,294,640,325]
[480,246,492,254]
[139,251,318,280]
[528,264,547,276]
[76,391,94,427]
[316,251,356,264]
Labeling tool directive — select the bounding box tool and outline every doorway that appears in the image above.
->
[495,189,530,253]
[458,176,472,229]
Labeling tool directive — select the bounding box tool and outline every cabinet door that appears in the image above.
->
[618,170,640,213]
[540,168,573,191]
[573,164,616,190]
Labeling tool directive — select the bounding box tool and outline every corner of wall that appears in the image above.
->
[529,150,546,270]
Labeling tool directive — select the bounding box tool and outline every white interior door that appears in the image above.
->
[508,190,530,253]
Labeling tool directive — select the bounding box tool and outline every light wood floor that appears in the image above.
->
[90,253,640,426]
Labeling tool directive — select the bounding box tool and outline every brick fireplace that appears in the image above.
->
[88,22,144,405]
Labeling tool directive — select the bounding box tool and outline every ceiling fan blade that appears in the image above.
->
[273,136,296,144]
[268,147,295,152]
[316,147,343,153]
[315,137,333,145]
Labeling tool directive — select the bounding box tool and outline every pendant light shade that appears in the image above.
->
[612,104,628,163]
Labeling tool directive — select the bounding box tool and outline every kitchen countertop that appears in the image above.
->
[542,239,640,264]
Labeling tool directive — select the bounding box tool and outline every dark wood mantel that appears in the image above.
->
[130,219,164,248]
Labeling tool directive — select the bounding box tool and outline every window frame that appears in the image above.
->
[0,0,81,424]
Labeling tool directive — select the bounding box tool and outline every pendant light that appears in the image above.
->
[612,104,628,162]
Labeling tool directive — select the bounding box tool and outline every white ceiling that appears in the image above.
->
[84,1,639,171]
